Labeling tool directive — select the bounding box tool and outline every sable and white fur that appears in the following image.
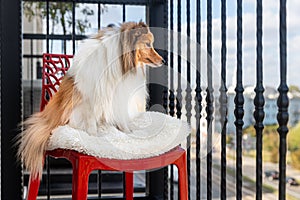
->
[17,22,164,179]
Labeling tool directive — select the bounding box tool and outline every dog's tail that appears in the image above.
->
[17,76,81,180]
[17,112,53,179]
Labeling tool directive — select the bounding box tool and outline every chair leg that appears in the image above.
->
[27,175,41,200]
[174,153,188,200]
[72,159,90,200]
[125,172,134,200]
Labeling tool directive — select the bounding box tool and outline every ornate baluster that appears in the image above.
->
[195,0,202,199]
[277,0,289,199]
[235,0,244,199]
[220,0,228,199]
[176,2,182,198]
[162,2,169,199]
[169,0,175,199]
[185,0,192,199]
[254,1,264,200]
[206,1,214,199]
[176,0,182,120]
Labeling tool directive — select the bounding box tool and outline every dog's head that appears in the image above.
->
[120,21,165,74]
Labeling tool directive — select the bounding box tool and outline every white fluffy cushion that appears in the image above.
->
[47,112,190,159]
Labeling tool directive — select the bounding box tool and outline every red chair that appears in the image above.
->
[26,53,188,200]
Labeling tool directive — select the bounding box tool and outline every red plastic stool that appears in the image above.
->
[25,54,188,200]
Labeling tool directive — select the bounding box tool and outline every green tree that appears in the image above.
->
[263,132,279,163]
[289,85,300,93]
[23,2,106,53]
[288,122,300,169]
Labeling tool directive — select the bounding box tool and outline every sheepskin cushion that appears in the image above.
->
[47,111,190,159]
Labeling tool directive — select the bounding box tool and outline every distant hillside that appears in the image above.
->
[288,122,300,169]
[288,122,300,151]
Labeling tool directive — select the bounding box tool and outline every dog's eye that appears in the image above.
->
[146,43,151,48]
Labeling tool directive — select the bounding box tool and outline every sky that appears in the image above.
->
[46,0,300,88]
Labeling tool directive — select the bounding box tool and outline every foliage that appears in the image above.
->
[243,124,278,137]
[23,2,105,34]
[288,122,300,151]
[263,131,279,163]
[287,122,300,168]
[241,123,300,164]
[242,124,280,163]
[289,85,300,93]
[243,125,256,137]
[226,134,233,145]
[290,149,300,170]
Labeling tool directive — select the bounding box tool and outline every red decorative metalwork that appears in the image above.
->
[26,53,188,200]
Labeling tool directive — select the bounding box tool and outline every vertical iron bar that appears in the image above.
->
[123,4,126,22]
[169,0,175,199]
[0,0,23,199]
[163,154,169,198]
[176,0,182,120]
[97,5,102,196]
[254,1,264,200]
[98,171,102,198]
[277,0,288,199]
[123,172,127,198]
[163,2,169,199]
[46,1,49,53]
[46,2,50,199]
[122,4,127,197]
[195,0,202,199]
[176,1,182,198]
[220,0,227,199]
[72,0,76,54]
[186,0,192,199]
[30,39,34,114]
[0,2,1,198]
[169,1,175,118]
[147,1,168,198]
[163,2,169,200]
[98,3,101,30]
[206,0,213,199]
[235,0,244,199]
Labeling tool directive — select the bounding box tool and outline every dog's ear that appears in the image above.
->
[121,29,137,74]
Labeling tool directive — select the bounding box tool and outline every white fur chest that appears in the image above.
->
[67,29,148,135]
[113,67,148,119]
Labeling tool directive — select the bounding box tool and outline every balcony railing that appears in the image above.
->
[1,0,297,199]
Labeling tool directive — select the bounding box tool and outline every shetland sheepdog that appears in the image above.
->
[17,21,165,179]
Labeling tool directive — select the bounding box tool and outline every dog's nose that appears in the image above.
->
[162,59,167,65]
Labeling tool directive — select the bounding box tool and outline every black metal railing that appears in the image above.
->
[254,1,264,199]
[234,0,244,199]
[167,0,290,200]
[278,1,289,199]
[220,0,227,199]
[1,0,294,199]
